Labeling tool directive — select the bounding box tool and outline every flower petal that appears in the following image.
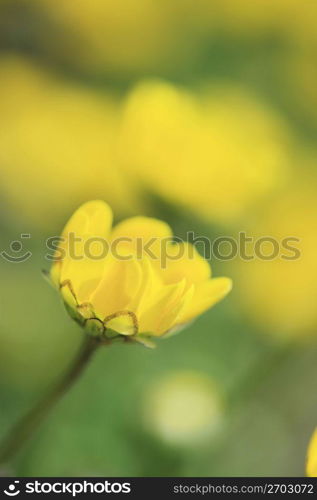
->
[111,216,172,240]
[138,278,187,335]
[161,242,211,287]
[110,216,173,260]
[90,257,142,319]
[178,277,232,324]
[56,200,113,303]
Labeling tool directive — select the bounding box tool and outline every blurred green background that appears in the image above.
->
[0,0,317,477]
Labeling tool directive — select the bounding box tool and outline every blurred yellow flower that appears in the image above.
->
[307,428,317,477]
[0,56,135,229]
[118,80,290,223]
[232,175,317,339]
[143,371,223,445]
[51,200,231,343]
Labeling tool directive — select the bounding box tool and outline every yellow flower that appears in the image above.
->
[0,56,136,229]
[307,428,317,477]
[118,80,289,223]
[50,200,232,345]
[231,174,317,339]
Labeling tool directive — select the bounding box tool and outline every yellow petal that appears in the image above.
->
[110,216,173,260]
[127,257,164,316]
[160,284,195,336]
[90,257,142,320]
[307,428,317,477]
[111,216,172,240]
[56,200,113,303]
[138,279,187,335]
[178,277,232,324]
[161,242,211,287]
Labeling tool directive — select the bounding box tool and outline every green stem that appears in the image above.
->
[0,335,100,466]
